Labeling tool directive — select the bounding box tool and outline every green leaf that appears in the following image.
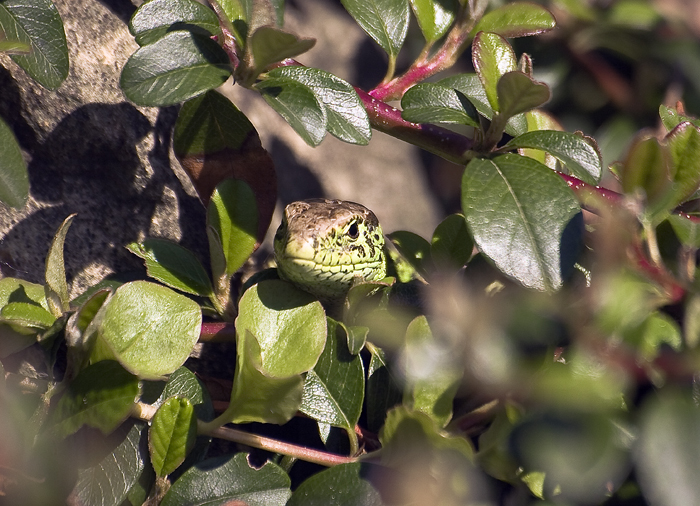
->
[344,324,369,355]
[255,74,327,146]
[666,122,700,205]
[226,280,326,424]
[53,360,140,437]
[430,213,473,269]
[365,344,402,433]
[287,462,385,506]
[120,31,231,107]
[401,82,480,126]
[402,316,461,428]
[496,71,550,119]
[659,105,700,132]
[65,288,111,369]
[0,116,28,208]
[248,26,315,77]
[634,311,682,361]
[264,66,371,144]
[473,2,556,38]
[472,31,516,112]
[0,277,52,357]
[669,213,700,248]
[127,238,213,297]
[44,214,75,317]
[173,90,256,154]
[0,301,55,329]
[608,0,661,30]
[636,393,700,506]
[69,421,149,506]
[0,0,68,89]
[300,318,364,433]
[207,178,258,277]
[341,0,409,59]
[0,39,30,54]
[462,154,582,291]
[409,0,456,43]
[161,453,291,506]
[149,397,197,477]
[506,130,603,184]
[129,0,222,46]
[388,230,431,282]
[438,73,526,136]
[91,281,202,380]
[620,134,670,203]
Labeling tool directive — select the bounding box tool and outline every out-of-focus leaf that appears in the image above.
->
[666,122,700,205]
[431,213,473,269]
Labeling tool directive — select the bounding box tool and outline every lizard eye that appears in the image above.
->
[347,221,359,239]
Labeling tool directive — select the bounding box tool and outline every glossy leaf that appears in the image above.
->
[149,397,197,477]
[264,66,371,144]
[366,344,402,433]
[401,82,480,126]
[300,318,364,433]
[497,71,550,120]
[666,121,700,205]
[255,74,327,146]
[506,130,603,184]
[207,178,258,277]
[402,316,461,427]
[473,2,556,38]
[127,238,213,297]
[659,104,700,132]
[0,0,68,89]
[53,360,140,437]
[90,281,202,380]
[410,0,456,43]
[44,214,75,316]
[227,280,326,424]
[120,31,231,106]
[69,421,149,506]
[129,0,221,46]
[287,462,384,506]
[173,91,276,243]
[430,213,473,269]
[0,301,55,329]
[438,73,526,136]
[0,278,52,357]
[462,154,582,291]
[472,31,516,112]
[161,453,291,506]
[0,116,28,208]
[248,26,315,77]
[341,0,409,58]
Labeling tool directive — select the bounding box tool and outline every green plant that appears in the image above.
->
[3,0,700,504]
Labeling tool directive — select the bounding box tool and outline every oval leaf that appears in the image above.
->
[288,462,384,506]
[462,154,582,291]
[666,121,700,205]
[472,31,516,112]
[127,238,213,297]
[53,360,140,437]
[120,30,231,106]
[207,178,258,277]
[430,213,473,269]
[173,91,277,243]
[497,71,550,120]
[473,2,556,38]
[401,82,479,126]
[410,0,456,43]
[300,318,364,432]
[149,397,197,477]
[249,26,316,77]
[91,281,202,380]
[255,74,327,146]
[506,130,603,184]
[0,116,28,208]
[161,453,291,506]
[0,0,68,89]
[129,0,222,46]
[265,66,371,144]
[341,0,409,58]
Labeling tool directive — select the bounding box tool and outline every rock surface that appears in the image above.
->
[0,0,440,298]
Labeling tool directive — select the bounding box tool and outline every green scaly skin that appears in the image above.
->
[273,199,387,301]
